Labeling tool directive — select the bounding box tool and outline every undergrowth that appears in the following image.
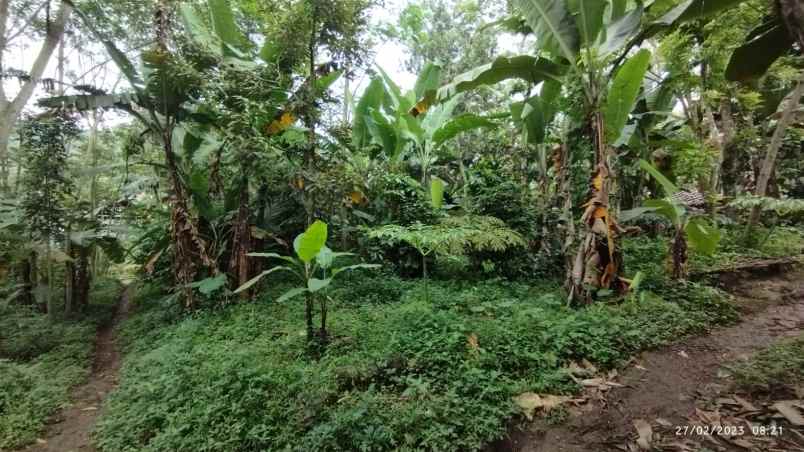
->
[96,269,736,452]
[0,277,121,450]
[728,333,804,393]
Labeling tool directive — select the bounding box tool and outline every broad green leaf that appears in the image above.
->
[209,0,248,52]
[430,177,446,209]
[432,114,497,147]
[315,70,343,94]
[353,78,385,147]
[643,198,683,225]
[568,0,606,45]
[540,79,562,123]
[513,0,580,62]
[179,4,219,51]
[233,266,292,294]
[639,159,678,196]
[365,110,398,156]
[414,63,442,100]
[308,278,332,292]
[610,0,627,21]
[316,246,334,269]
[248,252,300,267]
[437,55,566,102]
[685,219,721,255]
[599,6,643,57]
[294,220,328,263]
[376,65,405,111]
[521,95,546,144]
[196,274,227,295]
[618,206,656,223]
[277,287,307,302]
[725,19,792,83]
[604,49,651,143]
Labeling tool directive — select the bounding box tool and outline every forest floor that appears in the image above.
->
[501,266,804,452]
[18,287,131,452]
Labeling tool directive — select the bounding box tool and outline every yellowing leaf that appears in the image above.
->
[592,172,604,191]
[266,112,295,135]
[411,100,429,117]
[513,392,570,420]
[592,206,608,219]
[349,191,366,205]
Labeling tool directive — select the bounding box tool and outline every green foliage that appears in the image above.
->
[95,273,736,452]
[367,215,526,260]
[604,49,652,143]
[0,278,120,449]
[728,334,804,392]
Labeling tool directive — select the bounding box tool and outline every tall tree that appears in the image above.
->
[0,0,72,192]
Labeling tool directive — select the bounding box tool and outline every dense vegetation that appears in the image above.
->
[1,0,803,450]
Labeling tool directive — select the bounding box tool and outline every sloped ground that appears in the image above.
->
[501,268,804,452]
[18,288,131,452]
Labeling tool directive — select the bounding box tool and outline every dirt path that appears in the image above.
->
[498,267,804,452]
[21,287,131,452]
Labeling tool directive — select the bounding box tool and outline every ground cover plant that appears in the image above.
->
[0,277,121,449]
[95,268,736,452]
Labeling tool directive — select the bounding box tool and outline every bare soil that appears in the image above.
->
[19,287,131,452]
[494,267,804,452]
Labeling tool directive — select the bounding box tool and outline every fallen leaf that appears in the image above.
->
[582,377,605,387]
[732,395,758,412]
[772,400,804,426]
[655,417,672,427]
[633,418,652,450]
[512,392,570,420]
[513,393,543,420]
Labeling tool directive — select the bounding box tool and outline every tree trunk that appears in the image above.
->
[87,110,100,277]
[229,174,252,299]
[65,224,74,314]
[671,227,688,279]
[305,292,314,342]
[749,72,804,226]
[568,111,625,304]
[75,245,91,312]
[0,2,71,193]
[17,253,35,306]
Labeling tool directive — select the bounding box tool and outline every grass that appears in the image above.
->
[728,333,804,393]
[0,277,121,450]
[95,267,737,452]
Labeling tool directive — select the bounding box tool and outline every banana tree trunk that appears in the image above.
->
[671,227,688,279]
[163,128,216,308]
[568,112,625,304]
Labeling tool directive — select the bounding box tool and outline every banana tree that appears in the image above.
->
[353,64,498,185]
[40,0,338,306]
[411,1,654,303]
[233,220,379,343]
[621,160,721,279]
